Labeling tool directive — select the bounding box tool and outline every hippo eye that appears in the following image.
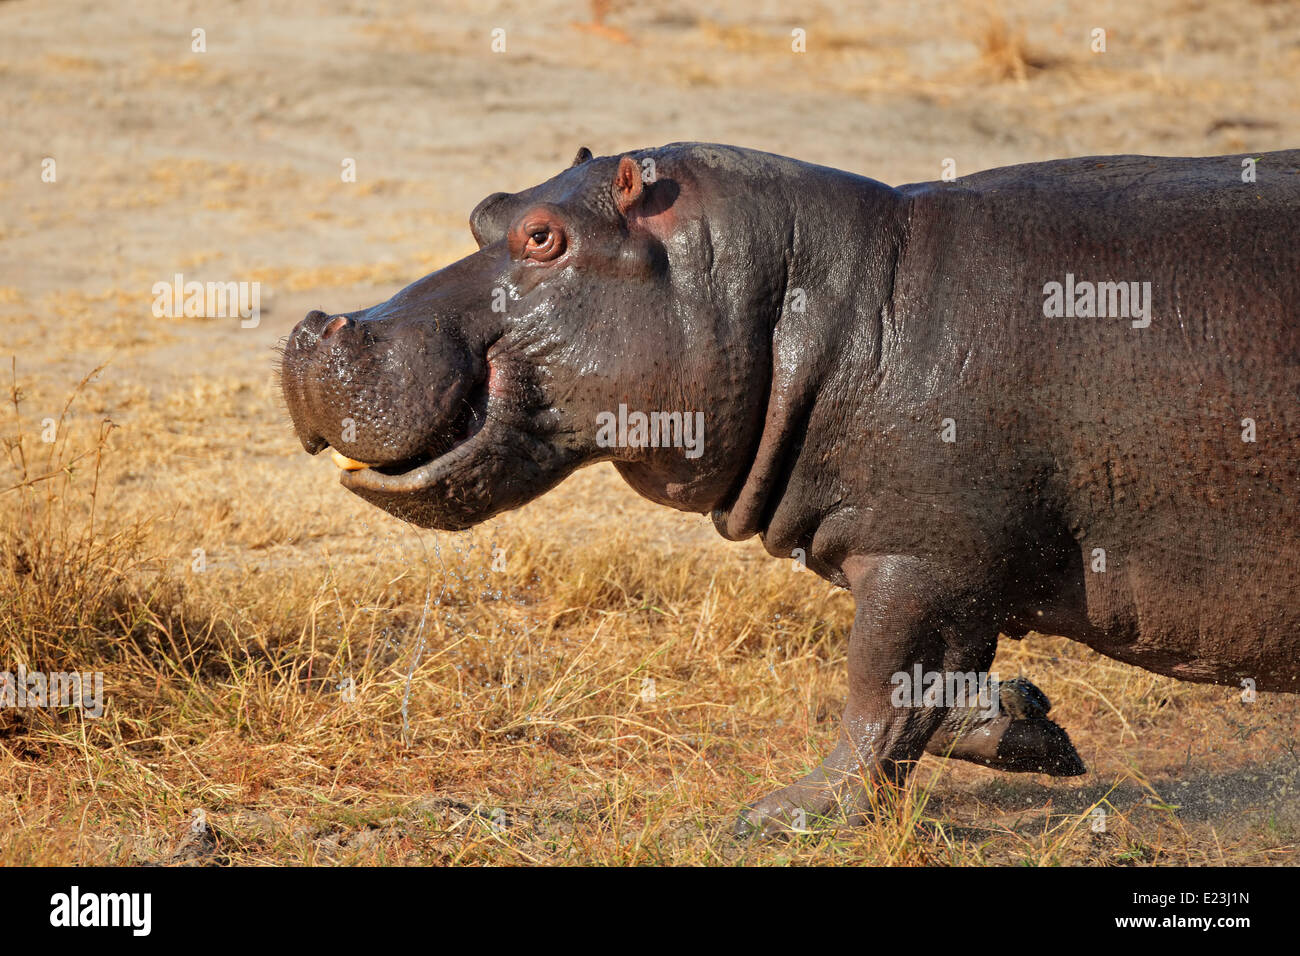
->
[516,216,566,262]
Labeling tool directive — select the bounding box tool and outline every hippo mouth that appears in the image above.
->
[331,375,492,494]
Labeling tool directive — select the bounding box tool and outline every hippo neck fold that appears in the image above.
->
[710,178,907,543]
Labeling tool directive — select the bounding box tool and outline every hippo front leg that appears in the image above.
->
[737,555,1011,837]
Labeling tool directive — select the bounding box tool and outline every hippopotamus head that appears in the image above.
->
[281,143,900,532]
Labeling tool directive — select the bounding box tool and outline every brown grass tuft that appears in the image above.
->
[969,7,1052,84]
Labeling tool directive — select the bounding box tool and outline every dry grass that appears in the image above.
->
[2,355,1297,866]
[968,9,1051,85]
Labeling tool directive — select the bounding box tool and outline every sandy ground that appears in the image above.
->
[2,0,1299,865]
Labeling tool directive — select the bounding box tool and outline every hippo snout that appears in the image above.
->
[280,304,487,474]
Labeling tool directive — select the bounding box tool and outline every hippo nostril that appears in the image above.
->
[291,310,334,350]
[322,315,351,339]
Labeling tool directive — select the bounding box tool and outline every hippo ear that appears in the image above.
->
[469,191,513,248]
[612,155,643,216]
[571,146,593,167]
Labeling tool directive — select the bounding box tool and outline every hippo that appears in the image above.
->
[281,143,1300,835]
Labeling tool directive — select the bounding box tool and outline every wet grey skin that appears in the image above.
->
[281,143,1300,837]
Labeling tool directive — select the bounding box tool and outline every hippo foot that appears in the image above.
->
[734,775,873,840]
[986,717,1087,776]
[924,677,1087,777]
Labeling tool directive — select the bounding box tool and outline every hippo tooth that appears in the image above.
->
[330,450,371,471]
